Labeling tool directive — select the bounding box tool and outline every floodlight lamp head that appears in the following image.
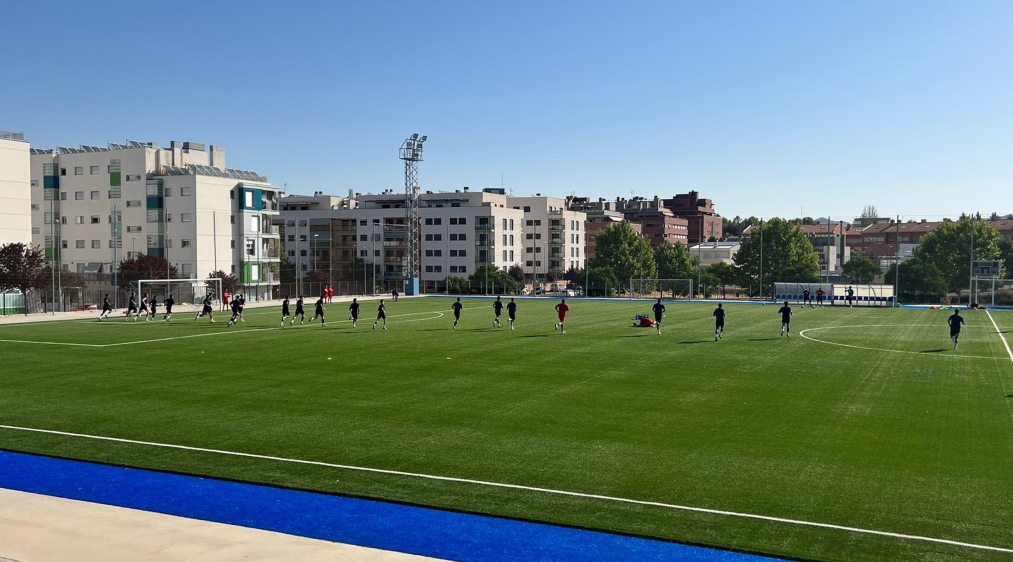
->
[410,133,419,141]
[419,135,427,142]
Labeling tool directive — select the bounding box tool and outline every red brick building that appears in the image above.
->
[661,191,723,242]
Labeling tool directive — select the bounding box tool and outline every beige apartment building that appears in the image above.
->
[29,140,280,300]
[0,131,32,246]
[507,195,586,281]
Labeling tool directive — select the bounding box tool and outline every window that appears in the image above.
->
[181,213,192,222]
[299,234,307,242]
[360,249,367,257]
[74,191,84,200]
[90,165,99,175]
[449,217,457,225]
[244,191,254,208]
[288,250,295,257]
[230,240,235,249]
[250,216,260,231]
[76,216,84,224]
[458,217,466,225]
[76,240,85,248]
[90,216,101,224]
[425,265,434,273]
[523,206,531,212]
[526,261,533,267]
[61,240,68,249]
[245,239,255,256]
[164,188,172,197]
[509,235,514,245]
[503,250,508,261]
[124,174,140,182]
[425,249,443,257]
[503,234,508,245]
[108,190,121,199]
[60,216,67,224]
[126,226,142,233]
[359,220,367,226]
[300,249,307,257]
[91,240,101,249]
[60,192,67,200]
[287,235,295,242]
[181,239,192,248]
[425,233,443,241]
[126,200,142,207]
[74,166,83,175]
[180,187,192,196]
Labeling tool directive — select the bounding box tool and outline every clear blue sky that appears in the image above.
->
[3,1,1012,221]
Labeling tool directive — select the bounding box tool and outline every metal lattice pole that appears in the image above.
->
[400,134,426,294]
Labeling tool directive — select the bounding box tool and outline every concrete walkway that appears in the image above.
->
[0,488,437,562]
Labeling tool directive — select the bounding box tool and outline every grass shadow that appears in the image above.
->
[679,340,712,344]
[747,337,779,342]
[519,334,549,338]
[921,349,947,354]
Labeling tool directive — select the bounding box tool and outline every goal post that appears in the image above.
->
[629,278,693,300]
[135,278,223,307]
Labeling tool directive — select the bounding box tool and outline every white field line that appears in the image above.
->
[0,424,1009,554]
[1,311,445,348]
[799,325,995,360]
[984,310,1013,366]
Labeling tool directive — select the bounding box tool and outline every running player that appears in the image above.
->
[280,296,291,327]
[452,297,463,330]
[292,295,305,326]
[222,290,231,312]
[349,297,360,328]
[311,296,326,326]
[147,295,158,321]
[554,298,569,333]
[98,293,113,320]
[846,286,855,308]
[227,296,243,327]
[507,298,517,330]
[802,287,811,308]
[162,294,175,322]
[373,299,387,331]
[195,293,215,322]
[136,294,149,322]
[714,303,725,340]
[125,293,138,322]
[815,287,826,307]
[652,298,665,335]
[236,293,246,323]
[492,296,504,328]
[778,301,792,337]
[392,289,399,303]
[948,309,965,350]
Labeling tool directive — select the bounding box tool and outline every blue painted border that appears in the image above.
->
[0,450,779,562]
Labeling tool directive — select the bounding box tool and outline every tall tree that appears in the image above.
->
[0,243,49,313]
[842,256,882,284]
[861,205,879,219]
[116,255,179,289]
[508,264,525,282]
[915,218,1002,292]
[885,257,949,303]
[707,262,738,293]
[207,270,240,294]
[733,218,820,295]
[589,221,656,292]
[653,242,698,280]
[1000,238,1013,279]
[469,264,518,294]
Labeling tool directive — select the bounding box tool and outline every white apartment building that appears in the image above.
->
[688,241,741,266]
[507,195,587,281]
[29,140,280,299]
[277,187,525,291]
[0,132,32,246]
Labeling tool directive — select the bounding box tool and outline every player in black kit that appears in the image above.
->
[493,296,504,328]
[349,298,360,328]
[652,298,665,335]
[778,301,792,337]
[452,297,463,330]
[507,298,517,330]
[713,303,725,341]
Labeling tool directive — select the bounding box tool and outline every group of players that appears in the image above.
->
[96,290,970,349]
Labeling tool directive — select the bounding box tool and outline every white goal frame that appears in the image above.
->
[629,278,694,300]
[135,278,223,307]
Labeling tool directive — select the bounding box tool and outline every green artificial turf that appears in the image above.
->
[1,298,1011,561]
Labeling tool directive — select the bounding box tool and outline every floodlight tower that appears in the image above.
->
[400,133,427,295]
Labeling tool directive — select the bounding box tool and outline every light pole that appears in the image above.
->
[313,233,319,296]
[371,222,376,295]
[758,219,764,301]
[697,216,703,299]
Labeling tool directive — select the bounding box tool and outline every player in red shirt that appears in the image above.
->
[222,290,231,312]
[554,299,570,334]
[325,285,333,303]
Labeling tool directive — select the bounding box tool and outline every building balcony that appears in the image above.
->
[475,223,494,231]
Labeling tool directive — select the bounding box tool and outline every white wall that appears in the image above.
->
[0,138,33,245]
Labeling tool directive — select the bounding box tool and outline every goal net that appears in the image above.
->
[972,277,1013,307]
[136,278,223,307]
[629,278,693,299]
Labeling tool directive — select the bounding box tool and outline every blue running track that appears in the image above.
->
[0,450,780,561]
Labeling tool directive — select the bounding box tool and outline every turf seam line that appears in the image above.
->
[1,424,1010,555]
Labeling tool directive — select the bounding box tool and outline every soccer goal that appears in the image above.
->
[629,278,694,300]
[135,278,223,307]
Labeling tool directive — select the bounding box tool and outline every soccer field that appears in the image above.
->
[1,297,1011,561]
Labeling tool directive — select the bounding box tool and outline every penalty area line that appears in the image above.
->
[0,424,1009,555]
